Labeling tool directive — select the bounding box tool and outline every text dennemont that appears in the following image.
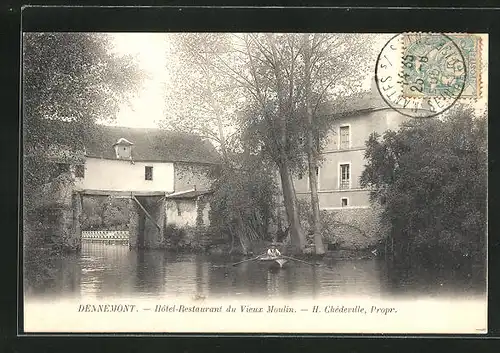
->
[78,304,136,312]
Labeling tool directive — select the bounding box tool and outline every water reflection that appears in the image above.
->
[135,250,165,295]
[24,243,486,300]
[379,258,486,298]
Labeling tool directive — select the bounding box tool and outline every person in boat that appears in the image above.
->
[267,244,281,258]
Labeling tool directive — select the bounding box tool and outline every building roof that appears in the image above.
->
[333,80,390,118]
[166,189,213,199]
[87,125,221,164]
[343,91,388,114]
[113,137,134,146]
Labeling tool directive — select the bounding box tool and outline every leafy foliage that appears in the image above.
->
[360,108,487,262]
[163,33,377,253]
[208,153,278,254]
[162,33,244,156]
[23,33,145,199]
[23,33,144,126]
[23,33,145,287]
[81,197,129,231]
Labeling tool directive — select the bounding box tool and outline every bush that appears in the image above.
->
[163,224,185,248]
[319,209,342,247]
[208,155,278,253]
[81,197,129,230]
[297,198,342,247]
[361,107,487,262]
[163,224,211,252]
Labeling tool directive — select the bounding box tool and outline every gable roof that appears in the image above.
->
[86,125,221,164]
[113,137,134,146]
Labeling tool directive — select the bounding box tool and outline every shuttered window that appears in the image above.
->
[340,164,350,189]
[340,126,350,149]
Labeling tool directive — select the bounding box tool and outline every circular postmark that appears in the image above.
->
[375,33,467,118]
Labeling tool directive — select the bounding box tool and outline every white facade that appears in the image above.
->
[294,108,409,209]
[74,157,175,193]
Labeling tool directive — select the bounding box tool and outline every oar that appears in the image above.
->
[281,255,317,267]
[281,255,338,273]
[232,253,265,266]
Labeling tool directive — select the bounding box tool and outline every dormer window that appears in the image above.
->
[113,138,134,160]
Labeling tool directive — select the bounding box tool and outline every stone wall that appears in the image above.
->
[163,196,212,251]
[128,198,141,248]
[174,163,213,192]
[128,196,164,249]
[166,199,198,227]
[324,205,385,250]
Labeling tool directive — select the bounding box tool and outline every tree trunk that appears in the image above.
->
[238,235,249,255]
[303,34,326,255]
[236,217,250,255]
[228,230,235,255]
[263,212,270,241]
[276,208,285,242]
[278,158,306,254]
[306,144,325,255]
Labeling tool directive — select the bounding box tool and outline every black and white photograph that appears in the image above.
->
[22,31,488,333]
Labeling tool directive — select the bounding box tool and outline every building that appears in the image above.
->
[72,125,219,195]
[27,123,221,250]
[293,87,410,248]
[69,125,220,231]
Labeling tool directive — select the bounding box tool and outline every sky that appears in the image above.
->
[106,33,384,129]
[107,33,171,128]
[106,33,488,129]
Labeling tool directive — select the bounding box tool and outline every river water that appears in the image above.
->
[24,243,486,301]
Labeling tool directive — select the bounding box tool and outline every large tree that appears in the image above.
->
[23,33,145,284]
[237,34,375,254]
[164,33,308,253]
[163,33,376,254]
[299,33,375,255]
[162,33,243,159]
[23,32,145,199]
[234,34,309,253]
[360,107,487,263]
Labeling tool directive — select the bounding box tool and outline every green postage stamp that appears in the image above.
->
[401,33,482,99]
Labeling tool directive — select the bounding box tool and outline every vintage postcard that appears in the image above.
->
[22,32,488,334]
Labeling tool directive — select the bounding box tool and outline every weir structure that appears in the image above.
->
[27,175,201,252]
[76,189,167,250]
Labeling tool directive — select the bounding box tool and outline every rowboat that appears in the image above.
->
[258,256,289,268]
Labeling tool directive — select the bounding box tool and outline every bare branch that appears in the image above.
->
[311,70,345,115]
